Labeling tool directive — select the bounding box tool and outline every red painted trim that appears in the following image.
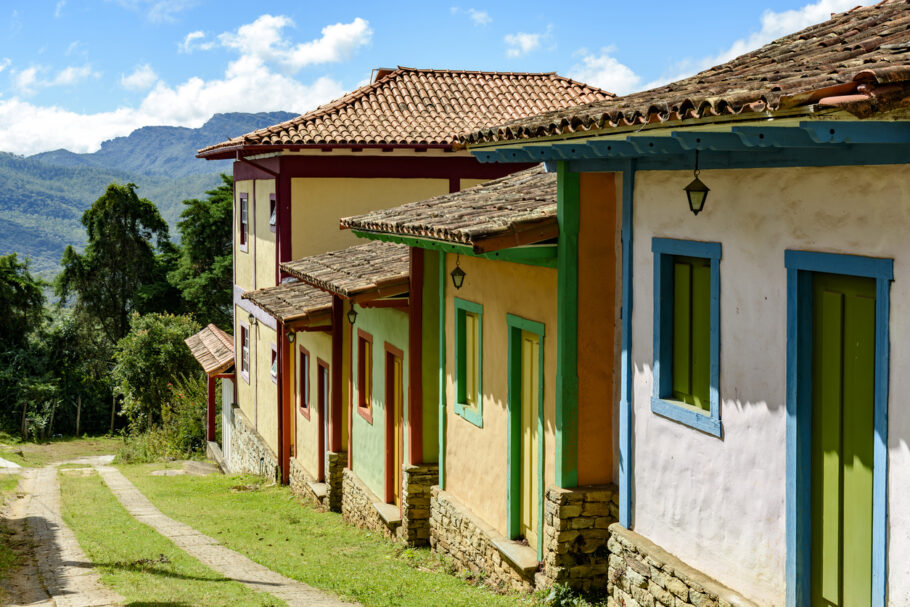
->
[277,165,293,271]
[317,358,330,482]
[347,305,354,470]
[330,297,344,453]
[357,329,374,424]
[277,325,289,485]
[234,157,279,180]
[384,342,405,505]
[202,143,455,160]
[408,248,423,465]
[298,345,311,420]
[213,373,235,379]
[207,376,216,442]
[449,177,460,193]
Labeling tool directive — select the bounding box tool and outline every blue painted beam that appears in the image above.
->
[473,150,500,164]
[586,139,638,158]
[800,121,910,144]
[552,142,601,160]
[732,126,825,148]
[492,147,536,163]
[672,131,749,151]
[626,136,685,156]
[524,145,567,161]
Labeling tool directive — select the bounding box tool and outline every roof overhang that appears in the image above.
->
[241,284,333,327]
[197,142,456,161]
[185,324,235,377]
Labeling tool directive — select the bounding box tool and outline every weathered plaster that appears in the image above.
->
[254,323,278,455]
[234,180,255,292]
[629,164,910,606]
[234,304,255,427]
[293,329,332,482]
[254,179,276,290]
[444,254,558,535]
[290,178,448,260]
[350,305,410,500]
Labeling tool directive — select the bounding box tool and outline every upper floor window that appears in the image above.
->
[239,192,249,252]
[269,194,277,233]
[270,344,278,383]
[454,297,483,427]
[240,323,250,382]
[650,237,722,437]
[298,346,310,417]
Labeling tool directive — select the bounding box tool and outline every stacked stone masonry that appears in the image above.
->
[606,524,759,607]
[400,464,438,546]
[341,468,400,540]
[229,406,279,480]
[543,484,619,592]
[289,452,347,511]
[429,487,535,593]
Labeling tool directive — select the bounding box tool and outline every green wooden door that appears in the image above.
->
[519,331,540,551]
[672,256,711,410]
[811,272,875,607]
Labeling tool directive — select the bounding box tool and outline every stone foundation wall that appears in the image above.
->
[230,406,279,480]
[542,484,618,592]
[429,487,535,593]
[325,452,347,512]
[289,452,347,512]
[400,464,438,546]
[607,524,759,607]
[341,468,399,540]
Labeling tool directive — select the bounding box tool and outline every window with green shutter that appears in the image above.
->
[651,238,722,436]
[454,297,483,427]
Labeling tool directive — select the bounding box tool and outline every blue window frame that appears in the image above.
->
[650,237,722,437]
[453,297,483,427]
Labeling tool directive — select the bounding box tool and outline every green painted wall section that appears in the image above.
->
[555,162,580,488]
[422,250,441,463]
[351,305,410,500]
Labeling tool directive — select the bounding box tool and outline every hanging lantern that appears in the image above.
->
[347,304,358,325]
[684,149,710,216]
[450,254,466,289]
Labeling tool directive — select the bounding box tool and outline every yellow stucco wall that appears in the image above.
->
[235,180,255,291]
[234,304,255,424]
[292,329,333,481]
[254,179,277,290]
[443,254,558,535]
[290,178,449,259]
[255,323,279,455]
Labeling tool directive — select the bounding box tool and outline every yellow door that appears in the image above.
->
[520,331,540,550]
[393,356,403,507]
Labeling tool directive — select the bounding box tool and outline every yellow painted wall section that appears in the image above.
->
[293,329,333,481]
[234,304,255,424]
[254,180,277,290]
[290,178,449,259]
[577,172,618,485]
[235,180,255,291]
[256,323,279,455]
[444,255,558,535]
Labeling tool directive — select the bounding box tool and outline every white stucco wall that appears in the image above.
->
[629,164,910,606]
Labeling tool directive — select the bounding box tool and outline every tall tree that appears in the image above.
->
[168,174,233,327]
[0,253,46,349]
[57,183,176,347]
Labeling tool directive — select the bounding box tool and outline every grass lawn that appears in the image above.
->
[59,470,286,607]
[122,464,540,607]
[0,434,121,467]
[0,473,22,601]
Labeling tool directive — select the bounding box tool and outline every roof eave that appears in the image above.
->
[197,142,457,160]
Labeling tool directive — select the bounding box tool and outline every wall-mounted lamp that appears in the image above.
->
[248,312,257,326]
[684,149,710,216]
[347,304,358,325]
[287,331,295,343]
[450,254,466,290]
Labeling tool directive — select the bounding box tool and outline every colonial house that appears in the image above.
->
[340,164,621,591]
[457,2,910,605]
[196,68,610,484]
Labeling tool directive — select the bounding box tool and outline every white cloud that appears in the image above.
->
[450,7,492,26]
[0,14,376,155]
[54,0,66,18]
[569,48,641,96]
[218,15,372,71]
[179,30,214,53]
[114,0,196,23]
[0,58,10,74]
[13,64,98,96]
[120,63,158,90]
[51,65,97,86]
[505,32,541,58]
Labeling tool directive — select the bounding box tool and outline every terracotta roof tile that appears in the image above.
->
[461,0,910,144]
[242,282,332,324]
[340,165,557,251]
[185,324,234,376]
[281,241,410,300]
[198,68,611,156]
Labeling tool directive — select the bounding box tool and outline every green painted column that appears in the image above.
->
[555,162,580,488]
[438,251,447,489]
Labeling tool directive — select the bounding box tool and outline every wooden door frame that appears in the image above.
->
[317,358,330,482]
[505,313,546,562]
[785,250,892,607]
[384,342,405,506]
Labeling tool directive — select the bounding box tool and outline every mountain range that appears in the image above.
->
[0,111,297,280]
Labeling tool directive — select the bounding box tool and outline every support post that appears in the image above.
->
[331,296,344,452]
[408,247,424,464]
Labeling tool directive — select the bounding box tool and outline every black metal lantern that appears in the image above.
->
[347,304,358,325]
[248,312,257,326]
[684,149,710,216]
[450,255,466,289]
[287,330,295,343]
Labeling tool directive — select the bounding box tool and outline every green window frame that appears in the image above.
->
[651,237,722,437]
[454,297,483,427]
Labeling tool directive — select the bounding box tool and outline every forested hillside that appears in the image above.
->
[1,111,296,279]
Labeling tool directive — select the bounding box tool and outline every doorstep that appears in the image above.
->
[373,502,402,530]
[307,481,328,500]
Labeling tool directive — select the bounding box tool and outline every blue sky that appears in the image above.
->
[0,0,873,155]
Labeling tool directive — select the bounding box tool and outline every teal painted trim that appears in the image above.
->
[650,238,723,437]
[438,252,447,489]
[506,313,546,561]
[351,230,558,268]
[453,297,483,428]
[618,162,634,529]
[784,250,892,607]
[555,162,579,489]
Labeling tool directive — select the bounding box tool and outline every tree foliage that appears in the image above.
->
[169,174,233,327]
[112,312,200,430]
[0,253,46,348]
[56,183,177,346]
